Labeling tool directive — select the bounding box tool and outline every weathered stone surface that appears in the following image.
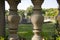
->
[57,0,60,4]
[8,34,19,40]
[56,0,60,36]
[6,0,21,40]
[0,0,5,36]
[31,0,44,40]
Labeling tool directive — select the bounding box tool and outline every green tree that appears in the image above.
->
[18,10,25,17]
[42,9,46,16]
[26,6,33,16]
[45,8,58,17]
[5,10,9,16]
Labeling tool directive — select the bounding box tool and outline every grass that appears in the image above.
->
[18,24,33,40]
[0,36,4,40]
[17,23,55,40]
[5,23,60,40]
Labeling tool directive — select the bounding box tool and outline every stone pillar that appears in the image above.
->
[6,0,21,40]
[0,0,5,37]
[31,0,44,40]
[57,0,60,35]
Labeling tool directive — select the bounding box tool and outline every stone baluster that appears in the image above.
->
[0,0,5,37]
[31,0,44,40]
[57,0,60,35]
[6,0,21,40]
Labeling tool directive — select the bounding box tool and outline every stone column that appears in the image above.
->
[6,0,21,40]
[57,0,60,35]
[0,0,5,37]
[31,0,44,40]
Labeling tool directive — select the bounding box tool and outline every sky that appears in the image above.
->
[5,0,59,10]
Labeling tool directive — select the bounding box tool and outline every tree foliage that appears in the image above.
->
[26,6,33,16]
[18,10,25,17]
[43,8,58,17]
[5,10,9,16]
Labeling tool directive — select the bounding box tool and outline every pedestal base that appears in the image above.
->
[32,35,42,40]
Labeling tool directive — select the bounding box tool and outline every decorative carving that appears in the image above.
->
[7,0,21,40]
[31,0,44,5]
[31,0,44,40]
[6,0,21,5]
[56,0,60,36]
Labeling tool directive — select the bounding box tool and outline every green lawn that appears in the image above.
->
[18,24,33,40]
[5,23,60,40]
[18,23,55,40]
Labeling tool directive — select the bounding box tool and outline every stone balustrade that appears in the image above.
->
[0,0,60,40]
[6,0,21,40]
[0,0,5,37]
[31,0,44,40]
[56,0,60,36]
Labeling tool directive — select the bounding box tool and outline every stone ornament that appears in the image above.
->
[31,0,44,40]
